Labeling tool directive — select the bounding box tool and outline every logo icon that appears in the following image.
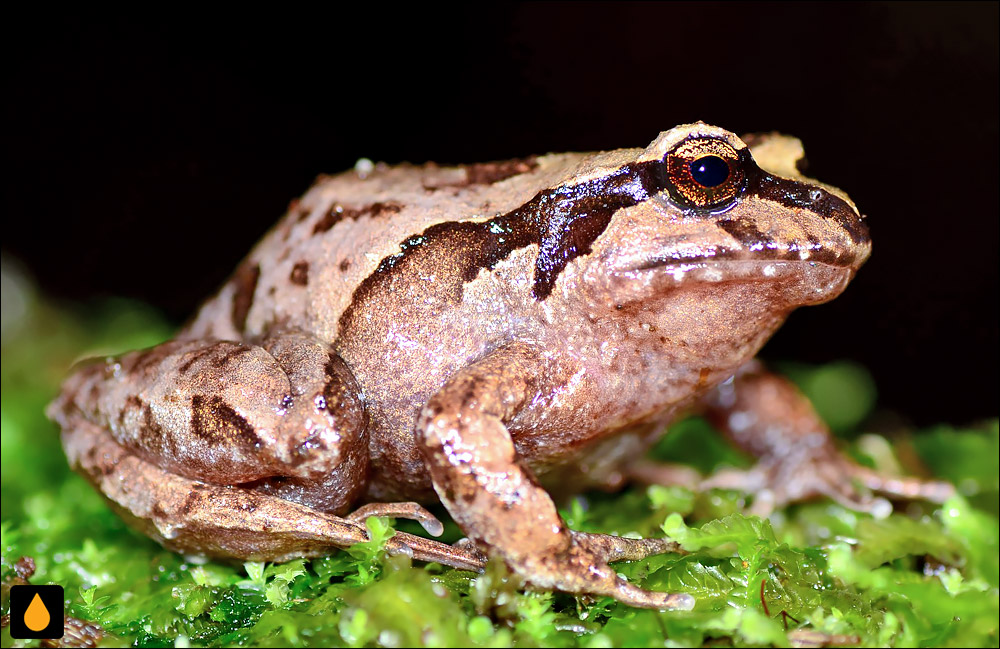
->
[9,584,64,640]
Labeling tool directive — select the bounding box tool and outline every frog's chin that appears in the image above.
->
[621,259,855,306]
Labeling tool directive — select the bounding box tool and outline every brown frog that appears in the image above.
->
[49,123,951,609]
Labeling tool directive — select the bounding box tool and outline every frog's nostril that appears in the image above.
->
[808,189,823,202]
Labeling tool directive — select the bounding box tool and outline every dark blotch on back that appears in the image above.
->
[190,394,262,450]
[423,157,540,190]
[231,262,260,333]
[211,343,250,368]
[738,132,768,149]
[136,395,177,456]
[290,261,309,286]
[178,347,215,374]
[129,344,175,376]
[464,157,539,185]
[340,161,655,331]
[313,201,404,234]
[319,358,366,434]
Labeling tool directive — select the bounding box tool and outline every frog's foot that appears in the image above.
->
[452,532,682,569]
[456,539,692,609]
[521,537,694,610]
[700,449,953,517]
[346,502,445,537]
[697,362,954,517]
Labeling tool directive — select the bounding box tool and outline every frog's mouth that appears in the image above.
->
[631,243,866,273]
[623,254,859,305]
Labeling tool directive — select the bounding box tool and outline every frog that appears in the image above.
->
[48,122,952,610]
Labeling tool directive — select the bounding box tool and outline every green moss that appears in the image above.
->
[2,270,997,647]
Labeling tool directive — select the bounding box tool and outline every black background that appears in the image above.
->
[5,3,997,425]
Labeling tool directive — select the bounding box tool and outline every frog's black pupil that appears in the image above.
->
[689,155,730,188]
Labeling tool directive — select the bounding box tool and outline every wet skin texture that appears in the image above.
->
[49,123,952,609]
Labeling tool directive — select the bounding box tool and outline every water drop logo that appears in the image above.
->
[9,584,64,639]
[24,593,51,631]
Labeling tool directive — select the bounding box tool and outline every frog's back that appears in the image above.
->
[180,153,607,344]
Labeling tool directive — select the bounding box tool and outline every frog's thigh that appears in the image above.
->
[696,362,953,515]
[416,343,692,610]
[60,415,484,570]
[50,332,368,513]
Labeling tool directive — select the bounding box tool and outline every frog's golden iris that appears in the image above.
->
[664,137,744,209]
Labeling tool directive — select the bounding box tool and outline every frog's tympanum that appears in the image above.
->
[50,124,952,609]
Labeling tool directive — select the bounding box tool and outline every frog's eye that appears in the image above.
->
[663,138,745,209]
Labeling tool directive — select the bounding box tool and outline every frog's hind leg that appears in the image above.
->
[60,416,486,571]
[49,331,371,514]
[637,362,954,516]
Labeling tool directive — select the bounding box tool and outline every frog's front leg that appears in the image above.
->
[695,362,953,515]
[416,343,693,610]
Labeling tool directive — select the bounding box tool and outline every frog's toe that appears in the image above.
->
[850,464,955,503]
[452,537,489,563]
[534,564,694,611]
[570,531,683,562]
[614,584,696,611]
[346,501,444,536]
[384,531,486,572]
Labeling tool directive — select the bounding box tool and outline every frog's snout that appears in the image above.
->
[742,168,872,271]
